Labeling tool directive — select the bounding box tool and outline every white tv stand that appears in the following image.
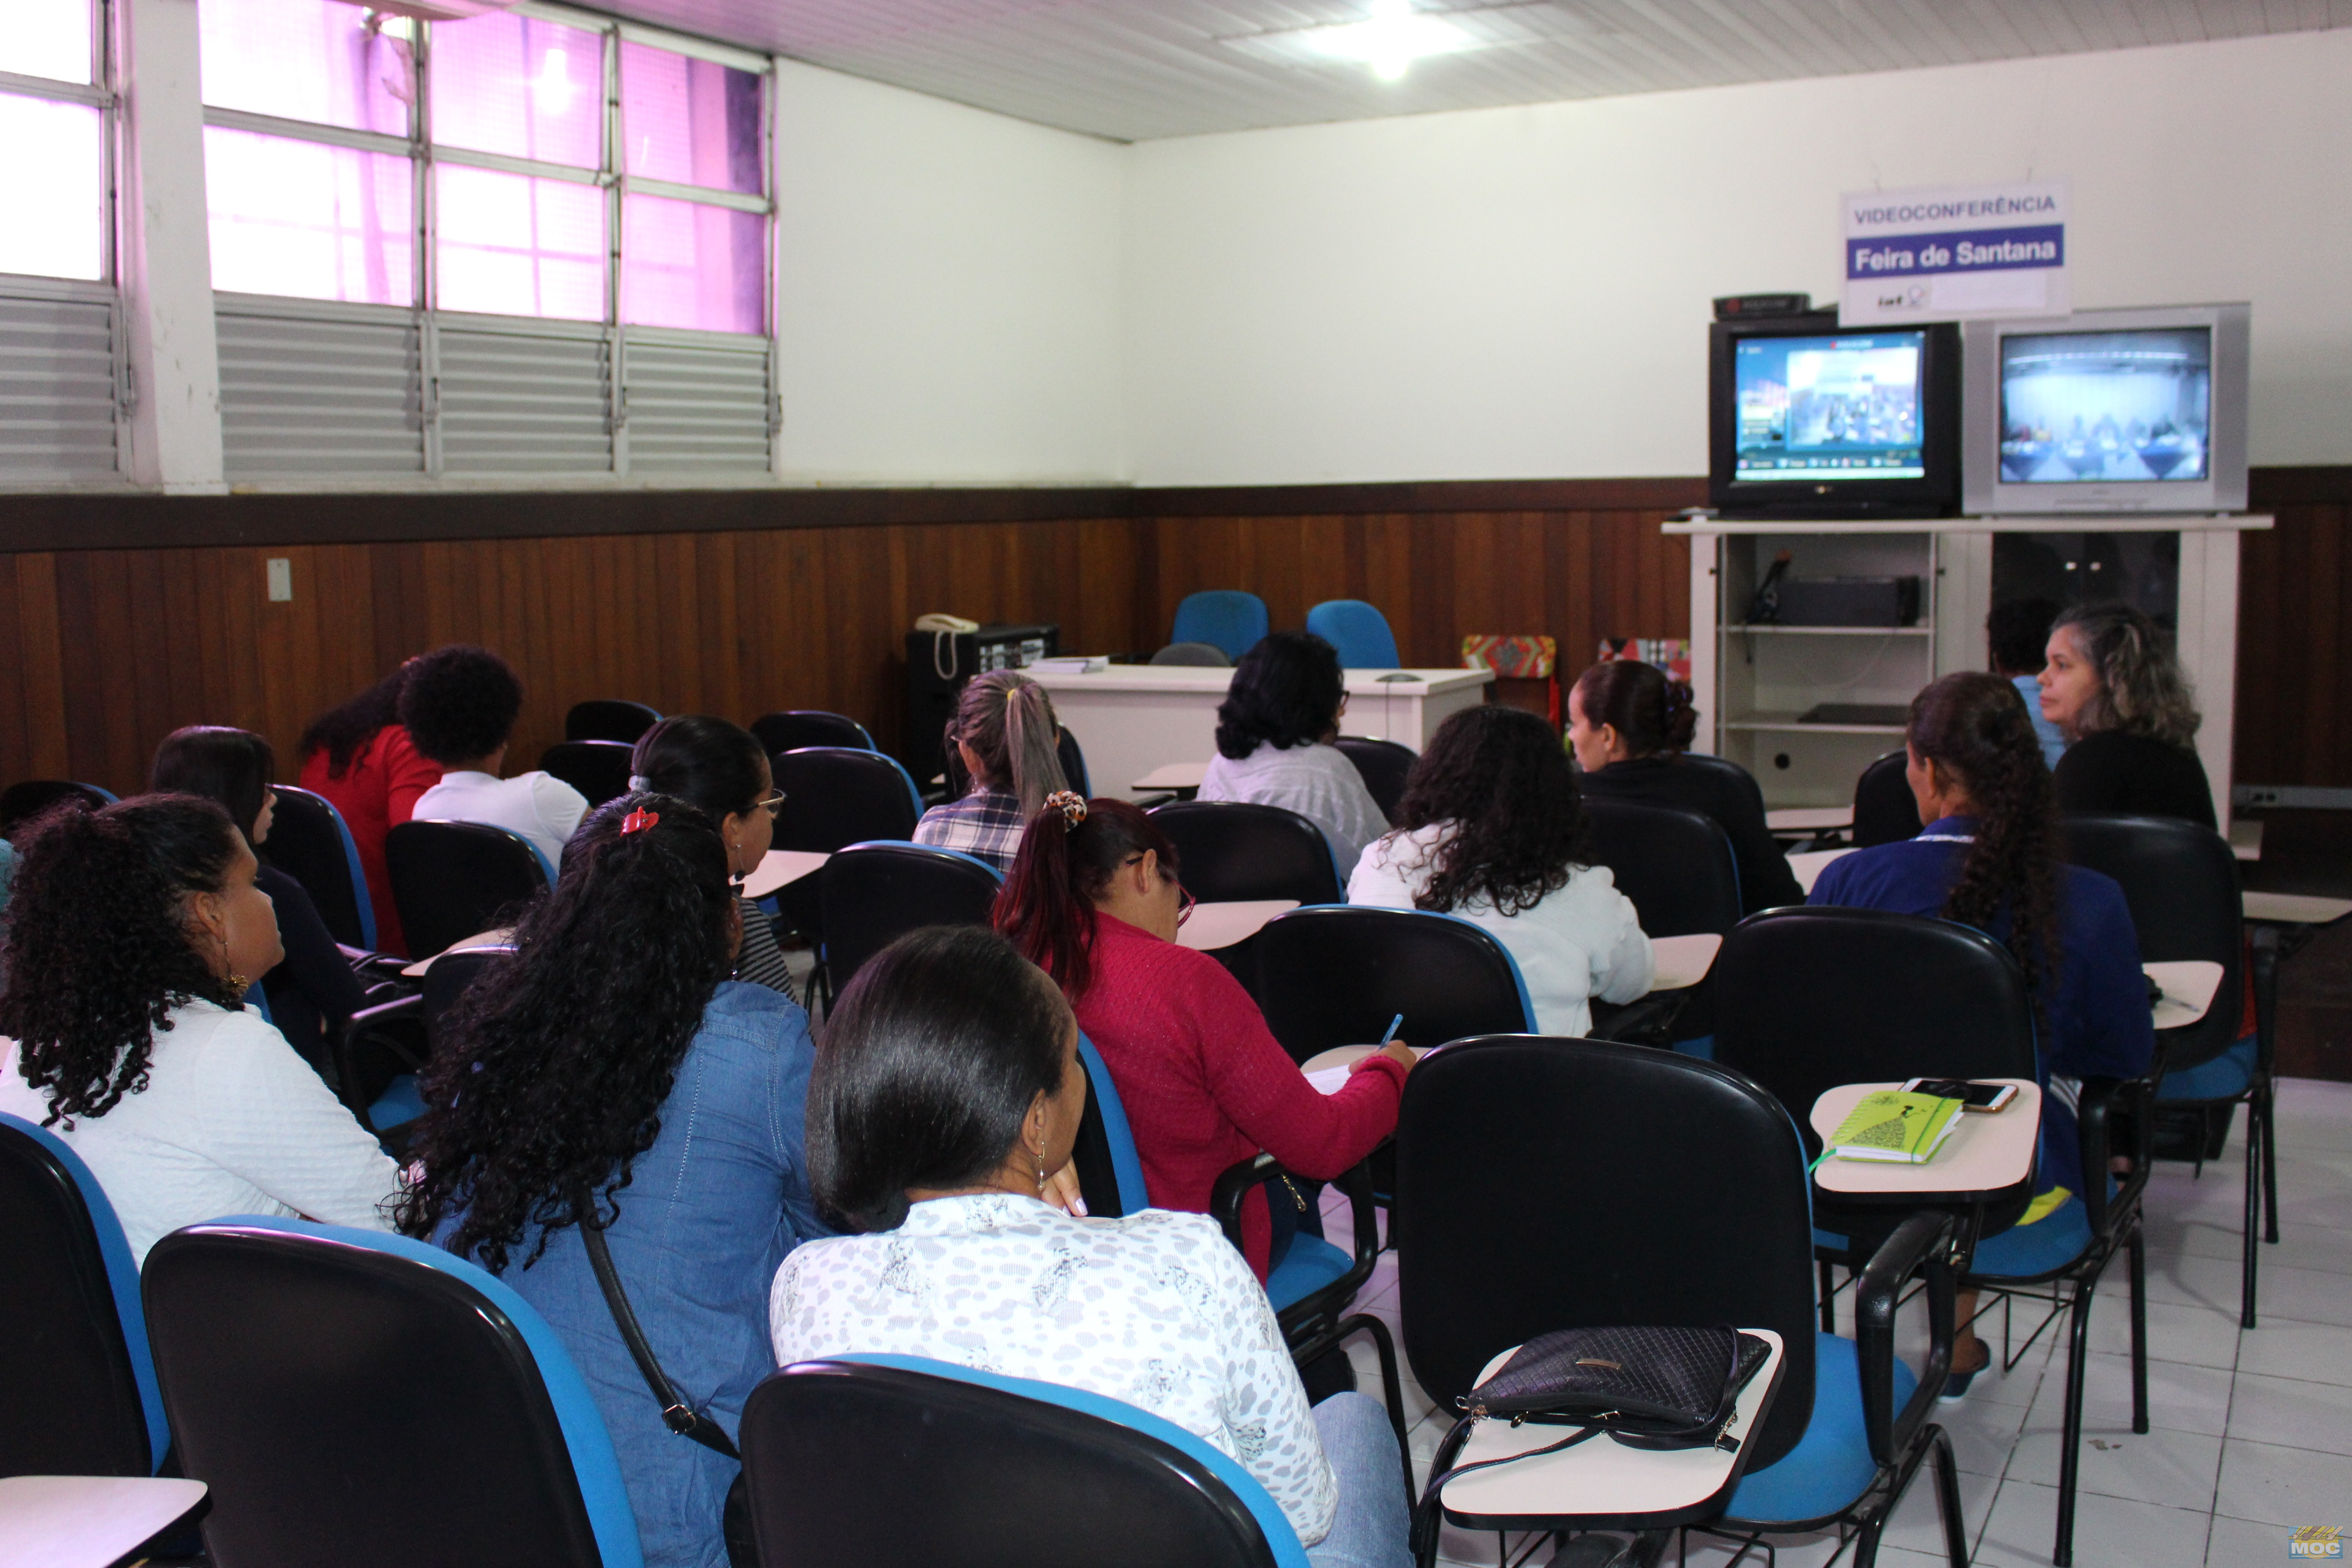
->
[1661,514,2272,828]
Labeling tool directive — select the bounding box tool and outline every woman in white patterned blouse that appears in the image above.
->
[769,925,1411,1567]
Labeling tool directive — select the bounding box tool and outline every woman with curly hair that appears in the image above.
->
[1809,672,2153,1397]
[397,792,825,1568]
[2038,601,2215,827]
[994,794,1411,1280]
[0,795,399,1264]
[404,643,588,870]
[626,715,794,998]
[1348,706,1653,1036]
[1198,630,1389,868]
[297,661,441,955]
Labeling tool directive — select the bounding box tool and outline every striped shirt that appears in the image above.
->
[911,786,1028,874]
[735,895,797,1003]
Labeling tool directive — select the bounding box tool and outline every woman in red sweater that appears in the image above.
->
[995,793,1412,1279]
[296,664,440,957]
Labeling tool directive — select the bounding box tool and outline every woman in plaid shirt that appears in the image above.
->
[913,670,1068,873]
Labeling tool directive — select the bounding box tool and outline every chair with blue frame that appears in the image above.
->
[939,725,1093,803]
[262,784,378,951]
[1305,599,1401,668]
[1171,590,1271,664]
[741,1355,1310,1568]
[771,747,927,1004]
[818,842,1003,997]
[330,944,510,1149]
[1147,800,1342,910]
[539,740,637,809]
[1332,736,1417,821]
[0,1114,172,1481]
[0,779,118,837]
[749,710,875,756]
[566,699,662,745]
[1580,796,1742,1052]
[1851,750,1922,848]
[141,1217,643,1567]
[1396,1036,1966,1568]
[386,818,553,961]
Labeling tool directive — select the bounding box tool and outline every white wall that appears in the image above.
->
[773,62,1125,484]
[1124,29,2352,486]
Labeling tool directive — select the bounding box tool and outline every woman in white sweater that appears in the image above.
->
[1348,705,1653,1037]
[0,794,400,1264]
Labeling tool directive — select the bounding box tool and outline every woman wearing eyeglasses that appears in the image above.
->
[628,715,795,998]
[995,795,1412,1281]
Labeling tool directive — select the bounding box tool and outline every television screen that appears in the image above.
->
[1731,330,1928,484]
[1997,327,2211,485]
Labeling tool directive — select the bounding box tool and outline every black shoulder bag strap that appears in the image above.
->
[578,1205,739,1461]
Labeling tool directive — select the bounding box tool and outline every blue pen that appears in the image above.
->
[1380,1014,1404,1046]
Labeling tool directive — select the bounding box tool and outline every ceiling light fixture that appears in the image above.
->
[1225,1,1600,84]
[1289,0,1480,82]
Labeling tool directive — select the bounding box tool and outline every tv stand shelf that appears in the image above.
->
[1728,624,1934,637]
[1725,717,1909,736]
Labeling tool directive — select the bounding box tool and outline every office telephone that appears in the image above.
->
[915,613,980,678]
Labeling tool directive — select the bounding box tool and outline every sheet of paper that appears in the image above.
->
[1306,1066,1353,1095]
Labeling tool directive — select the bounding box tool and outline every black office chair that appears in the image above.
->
[0,778,116,836]
[770,748,927,990]
[384,819,550,963]
[1394,1038,1965,1568]
[1582,796,1742,1048]
[1056,726,1092,799]
[750,710,875,755]
[1333,736,1416,820]
[1679,750,1773,818]
[330,945,509,1147]
[740,1358,1313,1567]
[1147,801,1341,907]
[262,784,379,951]
[1250,904,1533,1065]
[1851,750,1922,848]
[538,740,636,808]
[2062,814,2264,1322]
[564,698,661,744]
[0,1113,170,1480]
[818,842,1003,996]
[142,1218,641,1567]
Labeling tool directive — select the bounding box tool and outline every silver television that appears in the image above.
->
[1961,303,2250,514]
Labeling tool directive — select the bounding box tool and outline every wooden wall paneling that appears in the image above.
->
[2238,472,2352,788]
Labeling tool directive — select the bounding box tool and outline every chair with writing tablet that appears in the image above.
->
[750,710,875,756]
[1850,751,1922,848]
[386,820,552,961]
[564,698,661,745]
[818,843,1002,997]
[0,779,116,837]
[1333,735,1417,821]
[539,740,637,809]
[1581,797,1741,1052]
[262,785,379,952]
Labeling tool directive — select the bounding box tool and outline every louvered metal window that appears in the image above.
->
[0,284,122,483]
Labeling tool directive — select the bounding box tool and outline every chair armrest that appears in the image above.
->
[1210,1151,1384,1341]
[327,993,427,1127]
[1586,994,1690,1049]
[2078,1073,2156,1240]
[1854,1208,1956,1466]
[1210,1152,1283,1252]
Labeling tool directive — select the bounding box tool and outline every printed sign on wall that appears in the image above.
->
[1840,181,2069,325]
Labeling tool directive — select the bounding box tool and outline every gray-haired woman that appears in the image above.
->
[2038,602,2214,826]
[911,669,1068,872]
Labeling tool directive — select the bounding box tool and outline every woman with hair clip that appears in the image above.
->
[298,660,439,955]
[1809,672,2154,1398]
[2038,601,2215,826]
[911,668,1068,874]
[627,715,794,998]
[154,725,369,1075]
[398,793,826,1568]
[1199,630,1389,869]
[1568,658,1803,914]
[0,794,399,1264]
[1348,705,1653,1036]
[994,794,1411,1281]
[772,924,1413,1568]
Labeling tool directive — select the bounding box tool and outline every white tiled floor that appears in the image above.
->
[1331,1078,2352,1568]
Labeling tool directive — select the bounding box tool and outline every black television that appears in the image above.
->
[1708,310,1960,518]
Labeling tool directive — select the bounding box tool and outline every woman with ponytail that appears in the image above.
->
[398,793,825,1568]
[995,794,1411,1282]
[2039,602,2215,826]
[1810,673,2153,1397]
[912,669,1068,873]
[0,795,399,1264]
[1568,658,1802,914]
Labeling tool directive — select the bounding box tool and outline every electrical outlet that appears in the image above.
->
[266,558,292,602]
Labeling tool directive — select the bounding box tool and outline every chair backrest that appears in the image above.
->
[1150,641,1232,667]
[263,784,377,951]
[1714,906,2039,1157]
[1582,796,1743,936]
[750,710,875,755]
[1332,735,1416,820]
[2060,813,2244,1071]
[1677,750,1771,819]
[1055,725,1091,799]
[1392,1037,1818,1473]
[1304,599,1400,667]
[1170,591,1270,663]
[818,843,1003,996]
[564,699,661,744]
[1147,800,1341,907]
[142,1218,641,1568]
[1251,906,1534,1063]
[0,779,116,837]
[1851,750,1922,848]
[772,748,924,853]
[538,741,637,809]
[1070,1035,1151,1219]
[385,820,550,960]
[740,1356,1303,1568]
[0,1114,167,1478]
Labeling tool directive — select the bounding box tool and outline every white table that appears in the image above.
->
[1132,761,1208,793]
[1177,898,1298,952]
[1435,1330,1785,1533]
[399,928,514,977]
[1766,806,1852,833]
[2243,891,2352,926]
[1028,664,1492,801]
[2146,959,2226,1030]
[742,850,831,900]
[1648,933,1721,992]
[1786,847,1856,894]
[1809,1080,2041,1202]
[0,1475,208,1568]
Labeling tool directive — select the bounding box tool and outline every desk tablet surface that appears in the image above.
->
[1647,932,1722,992]
[1176,898,1298,952]
[1437,1329,1784,1531]
[2146,960,2226,1030]
[0,1475,209,1568]
[2243,891,2352,926]
[1131,760,1209,792]
[1808,1080,2040,1200]
[1786,847,1856,894]
[399,928,514,977]
[742,849,830,900]
[1766,806,1853,832]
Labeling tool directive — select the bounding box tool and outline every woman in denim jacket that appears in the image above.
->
[399,791,827,1568]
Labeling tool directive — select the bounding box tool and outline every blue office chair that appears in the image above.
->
[818,842,1003,996]
[1148,800,1343,908]
[1250,905,1535,1065]
[750,710,875,755]
[1171,591,1271,663]
[1306,599,1400,668]
[0,1113,171,1479]
[566,699,662,744]
[0,779,118,836]
[1583,796,1742,1052]
[741,1355,1309,1568]
[1070,1034,1151,1220]
[263,784,378,951]
[142,1217,643,1567]
[331,944,511,1146]
[1332,735,1416,820]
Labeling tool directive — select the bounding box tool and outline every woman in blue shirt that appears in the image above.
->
[398,791,827,1568]
[1811,672,2152,1397]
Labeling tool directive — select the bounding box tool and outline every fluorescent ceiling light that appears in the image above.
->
[1223,2,1603,83]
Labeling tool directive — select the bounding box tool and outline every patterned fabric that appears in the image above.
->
[733,895,797,1001]
[1459,634,1557,679]
[912,786,1027,874]
[1596,637,1693,684]
[770,1192,1339,1546]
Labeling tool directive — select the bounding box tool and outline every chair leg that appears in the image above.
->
[1928,1426,1968,1568]
[1818,1259,1837,1334]
[2053,1279,2097,1567]
[2129,1221,2150,1434]
[2243,1094,2263,1330]
[1334,1312,1416,1499]
[2260,1078,2282,1245]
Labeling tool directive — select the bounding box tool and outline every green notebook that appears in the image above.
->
[1825,1090,1965,1165]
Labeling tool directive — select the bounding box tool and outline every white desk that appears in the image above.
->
[1177,899,1298,952]
[1787,847,1856,893]
[399,928,514,977]
[1028,665,1492,801]
[1648,932,1722,992]
[743,850,831,900]
[1132,761,1208,793]
[0,1475,209,1568]
[1436,1330,1785,1532]
[1766,807,1852,833]
[2244,891,2352,926]
[2147,959,2226,1030]
[1810,1080,2041,1202]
